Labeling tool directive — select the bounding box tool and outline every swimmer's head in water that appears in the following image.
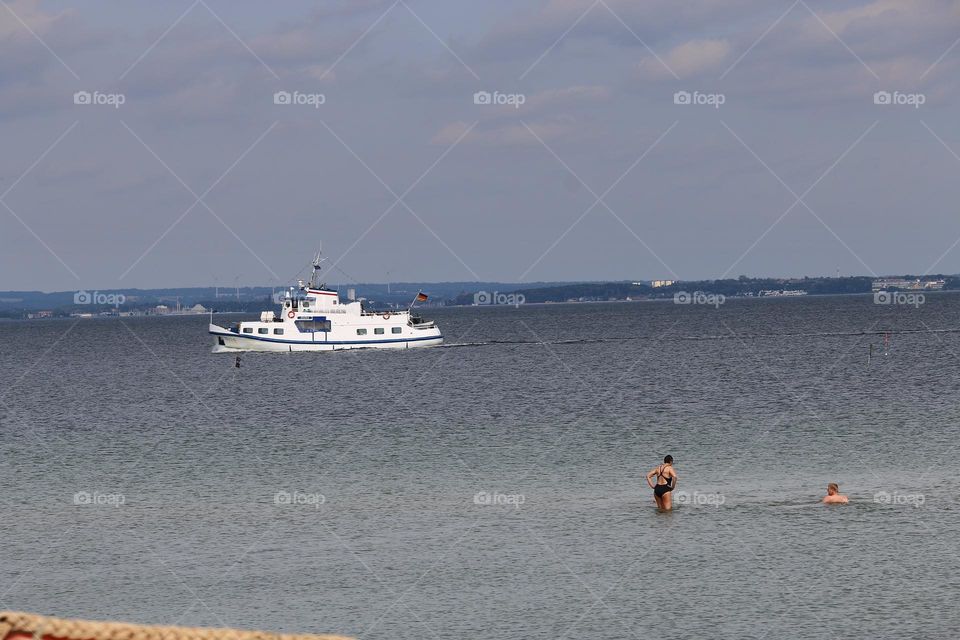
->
[663,455,673,464]
[827,483,839,495]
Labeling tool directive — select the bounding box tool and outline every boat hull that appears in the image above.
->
[209,324,443,352]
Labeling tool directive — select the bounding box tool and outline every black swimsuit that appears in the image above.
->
[654,465,674,497]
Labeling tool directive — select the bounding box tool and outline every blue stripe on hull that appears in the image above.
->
[210,330,442,346]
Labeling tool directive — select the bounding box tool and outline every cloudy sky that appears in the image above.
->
[2,0,960,291]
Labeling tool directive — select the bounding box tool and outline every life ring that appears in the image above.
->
[287,311,296,319]
[382,312,391,320]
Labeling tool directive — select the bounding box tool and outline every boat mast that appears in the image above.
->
[309,250,326,290]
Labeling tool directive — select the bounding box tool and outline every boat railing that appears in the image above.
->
[360,309,410,316]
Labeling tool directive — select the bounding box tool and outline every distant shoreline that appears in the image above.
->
[5,288,960,321]
[1,274,956,318]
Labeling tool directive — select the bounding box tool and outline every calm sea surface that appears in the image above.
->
[2,295,960,639]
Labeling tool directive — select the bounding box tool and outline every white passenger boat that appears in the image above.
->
[208,254,442,352]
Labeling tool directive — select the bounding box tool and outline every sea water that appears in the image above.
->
[2,295,959,639]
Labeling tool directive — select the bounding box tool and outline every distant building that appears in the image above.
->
[872,278,914,291]
[650,280,675,288]
[872,278,945,292]
[154,305,170,314]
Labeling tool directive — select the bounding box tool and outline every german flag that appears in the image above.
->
[416,292,429,302]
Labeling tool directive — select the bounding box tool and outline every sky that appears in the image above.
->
[2,0,960,291]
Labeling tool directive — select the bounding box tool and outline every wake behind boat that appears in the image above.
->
[208,253,442,352]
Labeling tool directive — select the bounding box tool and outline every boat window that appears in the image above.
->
[258,327,268,334]
[375,327,384,335]
[295,320,331,333]
[357,328,367,335]
[392,327,402,334]
[273,328,284,335]
[242,327,253,334]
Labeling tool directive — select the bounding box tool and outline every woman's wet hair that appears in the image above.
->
[664,455,673,464]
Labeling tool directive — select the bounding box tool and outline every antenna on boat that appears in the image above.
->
[309,248,327,290]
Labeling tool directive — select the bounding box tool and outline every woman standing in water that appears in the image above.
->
[646,455,677,510]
